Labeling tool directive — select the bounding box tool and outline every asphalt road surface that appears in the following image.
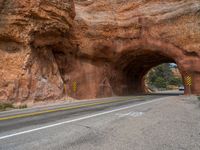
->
[0,94,200,150]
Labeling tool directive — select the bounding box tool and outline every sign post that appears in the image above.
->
[64,84,67,94]
[185,75,192,96]
[73,81,77,96]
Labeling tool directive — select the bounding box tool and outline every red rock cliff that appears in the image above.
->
[0,0,76,101]
[0,0,200,102]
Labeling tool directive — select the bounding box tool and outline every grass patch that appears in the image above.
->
[0,102,14,111]
[0,102,28,111]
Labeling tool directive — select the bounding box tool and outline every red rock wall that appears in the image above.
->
[0,0,200,102]
[73,0,200,96]
[0,0,76,102]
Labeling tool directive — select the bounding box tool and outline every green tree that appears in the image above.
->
[147,63,182,89]
[154,77,167,89]
[169,77,182,86]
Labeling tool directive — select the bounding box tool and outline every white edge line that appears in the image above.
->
[0,97,167,140]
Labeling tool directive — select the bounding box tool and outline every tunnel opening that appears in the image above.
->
[145,63,183,94]
[112,49,186,96]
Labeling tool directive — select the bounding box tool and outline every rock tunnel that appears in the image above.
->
[113,50,175,95]
[0,0,200,101]
[101,37,199,97]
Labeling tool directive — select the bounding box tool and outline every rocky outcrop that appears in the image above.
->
[73,0,200,96]
[0,0,76,102]
[0,0,200,102]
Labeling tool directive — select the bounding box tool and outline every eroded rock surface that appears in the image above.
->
[0,0,76,102]
[0,0,200,102]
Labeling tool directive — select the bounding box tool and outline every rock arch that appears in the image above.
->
[0,0,200,101]
[112,36,200,95]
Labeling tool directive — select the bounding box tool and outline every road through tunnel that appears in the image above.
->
[107,41,200,97]
[1,0,200,102]
[112,49,176,95]
[47,37,200,99]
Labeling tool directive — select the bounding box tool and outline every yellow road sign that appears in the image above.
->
[185,76,192,86]
[63,84,67,93]
[73,81,77,92]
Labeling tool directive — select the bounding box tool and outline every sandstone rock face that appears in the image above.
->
[0,0,76,102]
[74,0,200,96]
[0,0,200,102]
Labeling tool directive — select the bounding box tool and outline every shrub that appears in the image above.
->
[169,77,182,86]
[154,77,167,89]
[0,103,28,111]
[0,102,14,111]
[18,104,27,109]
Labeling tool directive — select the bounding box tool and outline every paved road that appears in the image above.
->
[0,95,200,150]
[152,90,184,95]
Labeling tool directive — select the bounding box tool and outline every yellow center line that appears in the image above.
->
[0,96,144,121]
